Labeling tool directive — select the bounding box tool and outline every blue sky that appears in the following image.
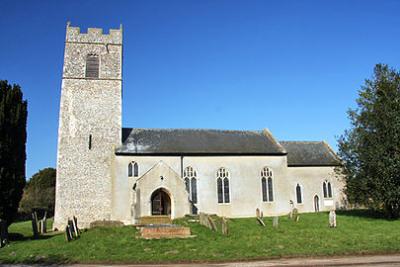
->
[1,0,399,179]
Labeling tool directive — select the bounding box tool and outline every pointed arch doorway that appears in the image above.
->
[151,188,171,216]
[314,195,320,212]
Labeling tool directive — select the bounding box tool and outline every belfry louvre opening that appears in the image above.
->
[85,54,99,78]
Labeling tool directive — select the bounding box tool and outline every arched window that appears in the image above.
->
[296,184,302,204]
[128,162,139,177]
[217,167,230,203]
[327,182,332,198]
[323,181,333,198]
[261,167,274,202]
[85,54,99,78]
[184,166,197,204]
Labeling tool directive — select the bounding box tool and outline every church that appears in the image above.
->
[54,23,345,229]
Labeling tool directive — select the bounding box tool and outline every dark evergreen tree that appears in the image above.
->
[0,80,27,226]
[338,64,400,219]
[19,168,56,216]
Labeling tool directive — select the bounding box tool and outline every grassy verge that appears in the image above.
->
[0,210,399,264]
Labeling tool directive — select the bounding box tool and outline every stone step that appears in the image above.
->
[139,216,172,225]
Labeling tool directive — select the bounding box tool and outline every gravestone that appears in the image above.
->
[199,213,216,231]
[329,210,337,228]
[272,216,279,228]
[72,216,80,238]
[207,215,217,231]
[256,208,260,218]
[260,211,264,219]
[256,217,265,227]
[0,219,8,248]
[68,219,76,238]
[64,217,81,242]
[38,211,47,234]
[221,217,229,235]
[31,212,39,239]
[288,200,294,219]
[292,208,299,222]
[65,225,73,242]
[199,213,207,227]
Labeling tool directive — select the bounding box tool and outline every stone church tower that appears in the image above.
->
[54,23,123,229]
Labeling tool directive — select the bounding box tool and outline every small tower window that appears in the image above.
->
[85,54,99,78]
[88,134,92,150]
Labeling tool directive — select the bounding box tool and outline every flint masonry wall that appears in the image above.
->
[54,23,122,229]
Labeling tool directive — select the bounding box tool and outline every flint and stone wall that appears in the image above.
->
[54,24,122,230]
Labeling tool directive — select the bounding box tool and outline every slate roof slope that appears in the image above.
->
[116,128,287,155]
[280,141,340,167]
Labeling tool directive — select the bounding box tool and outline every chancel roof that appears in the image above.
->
[116,128,286,155]
[280,141,340,167]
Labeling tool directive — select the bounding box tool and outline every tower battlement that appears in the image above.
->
[66,22,122,45]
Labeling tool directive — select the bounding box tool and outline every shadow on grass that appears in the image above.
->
[8,232,58,241]
[1,254,71,265]
[336,209,393,220]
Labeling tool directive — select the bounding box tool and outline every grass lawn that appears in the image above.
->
[0,210,399,264]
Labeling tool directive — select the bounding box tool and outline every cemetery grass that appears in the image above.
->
[1,210,400,264]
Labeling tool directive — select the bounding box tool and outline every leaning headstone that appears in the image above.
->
[256,217,265,227]
[65,225,73,242]
[0,219,8,248]
[221,217,229,235]
[68,219,76,238]
[329,210,337,228]
[199,212,207,227]
[72,216,80,237]
[207,215,217,231]
[31,212,39,239]
[272,216,279,228]
[256,208,260,218]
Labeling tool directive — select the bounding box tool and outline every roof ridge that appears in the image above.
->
[123,127,265,134]
[280,140,324,144]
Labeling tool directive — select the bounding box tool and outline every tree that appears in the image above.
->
[19,168,56,216]
[338,64,400,219]
[0,80,28,226]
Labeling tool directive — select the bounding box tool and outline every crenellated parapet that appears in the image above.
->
[65,22,122,45]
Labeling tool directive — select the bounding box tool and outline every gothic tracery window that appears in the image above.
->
[261,167,274,202]
[184,166,197,204]
[323,180,333,198]
[217,167,230,203]
[128,161,139,177]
